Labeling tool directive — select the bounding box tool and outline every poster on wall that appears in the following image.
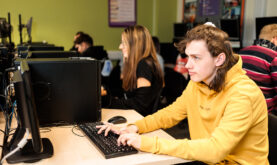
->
[222,0,242,19]
[184,0,197,23]
[109,0,136,27]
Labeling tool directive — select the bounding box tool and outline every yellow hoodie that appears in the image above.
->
[135,56,269,164]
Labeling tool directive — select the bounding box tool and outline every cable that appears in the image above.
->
[71,125,85,137]
[8,128,16,137]
[4,84,11,97]
[0,129,29,165]
[8,100,16,128]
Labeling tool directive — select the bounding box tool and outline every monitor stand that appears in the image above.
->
[5,138,53,164]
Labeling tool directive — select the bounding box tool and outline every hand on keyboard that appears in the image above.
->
[96,122,141,149]
[96,122,121,136]
[117,133,141,149]
[96,122,138,136]
[79,122,138,159]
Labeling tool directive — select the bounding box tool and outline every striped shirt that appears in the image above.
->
[239,45,277,114]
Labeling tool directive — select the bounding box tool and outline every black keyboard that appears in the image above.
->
[78,122,138,159]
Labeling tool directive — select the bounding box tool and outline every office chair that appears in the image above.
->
[268,113,277,164]
[152,89,163,114]
[160,67,189,107]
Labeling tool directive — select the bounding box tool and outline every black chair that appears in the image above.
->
[152,89,163,114]
[160,67,189,108]
[268,113,277,164]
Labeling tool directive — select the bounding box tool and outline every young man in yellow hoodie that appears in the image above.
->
[97,24,269,165]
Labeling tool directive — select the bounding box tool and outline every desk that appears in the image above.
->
[1,109,190,165]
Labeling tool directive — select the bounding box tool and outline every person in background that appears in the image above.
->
[102,25,164,116]
[152,36,164,73]
[74,33,107,60]
[97,24,269,165]
[239,24,277,115]
[174,53,189,80]
[70,31,84,51]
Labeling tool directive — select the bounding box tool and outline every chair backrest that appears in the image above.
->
[152,89,162,113]
[161,68,189,107]
[268,113,277,164]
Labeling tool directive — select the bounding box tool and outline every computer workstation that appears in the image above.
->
[0,109,188,164]
[0,58,190,164]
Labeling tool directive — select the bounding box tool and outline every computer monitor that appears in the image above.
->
[256,16,277,39]
[28,46,64,51]
[5,63,53,163]
[220,18,240,40]
[174,23,189,38]
[21,58,101,126]
[160,42,179,64]
[27,51,78,58]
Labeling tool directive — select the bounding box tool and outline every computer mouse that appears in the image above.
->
[108,116,127,124]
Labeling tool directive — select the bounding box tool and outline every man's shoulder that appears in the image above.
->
[240,45,277,62]
[240,45,277,55]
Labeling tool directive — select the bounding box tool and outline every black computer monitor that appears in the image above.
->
[5,63,53,163]
[160,42,179,64]
[220,18,240,40]
[27,51,78,58]
[256,16,277,39]
[174,23,189,38]
[24,58,101,126]
[28,46,64,51]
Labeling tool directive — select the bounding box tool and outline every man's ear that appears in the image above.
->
[215,53,226,67]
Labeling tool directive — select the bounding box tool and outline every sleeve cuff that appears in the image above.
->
[140,135,158,153]
[134,120,145,134]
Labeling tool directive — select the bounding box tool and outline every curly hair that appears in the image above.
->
[175,25,238,92]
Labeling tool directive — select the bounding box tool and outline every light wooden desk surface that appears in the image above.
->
[0,109,190,165]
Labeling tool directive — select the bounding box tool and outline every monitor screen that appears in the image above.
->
[256,17,277,39]
[27,51,78,58]
[174,23,189,38]
[24,58,101,126]
[28,46,64,51]
[220,18,240,40]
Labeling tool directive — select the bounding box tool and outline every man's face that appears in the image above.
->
[76,42,88,53]
[185,40,218,85]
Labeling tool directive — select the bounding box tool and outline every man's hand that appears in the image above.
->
[117,133,141,149]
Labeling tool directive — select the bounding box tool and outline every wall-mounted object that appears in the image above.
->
[109,0,136,27]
